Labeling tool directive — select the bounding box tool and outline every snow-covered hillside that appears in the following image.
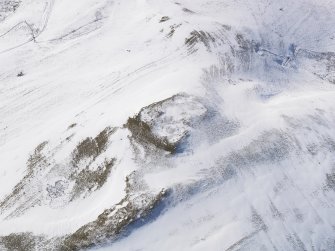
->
[1,0,335,250]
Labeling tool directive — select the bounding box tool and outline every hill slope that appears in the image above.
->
[1,0,335,250]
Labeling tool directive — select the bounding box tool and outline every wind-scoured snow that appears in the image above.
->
[0,0,335,250]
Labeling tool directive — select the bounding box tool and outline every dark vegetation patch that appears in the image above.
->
[159,16,170,23]
[166,23,182,38]
[0,233,60,251]
[65,134,74,141]
[69,127,117,199]
[326,172,335,190]
[71,158,116,199]
[126,116,177,153]
[71,127,116,167]
[198,30,255,76]
[185,30,215,52]
[67,123,77,130]
[235,33,253,50]
[126,94,206,155]
[17,71,24,77]
[0,233,44,251]
[182,8,195,14]
[60,177,166,251]
[27,141,49,174]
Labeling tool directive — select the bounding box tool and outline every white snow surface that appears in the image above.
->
[0,0,335,250]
